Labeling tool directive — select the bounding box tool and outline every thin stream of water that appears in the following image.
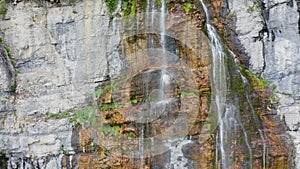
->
[200,0,254,168]
[199,0,227,167]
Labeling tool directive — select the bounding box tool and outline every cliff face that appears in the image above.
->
[0,1,115,168]
[0,0,297,168]
[0,0,214,168]
[220,0,300,167]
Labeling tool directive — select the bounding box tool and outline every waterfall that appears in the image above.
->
[199,0,228,167]
[159,0,168,101]
[200,0,253,168]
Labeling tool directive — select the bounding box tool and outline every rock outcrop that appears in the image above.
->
[0,0,215,168]
[0,0,114,167]
[222,0,300,167]
[0,0,296,168]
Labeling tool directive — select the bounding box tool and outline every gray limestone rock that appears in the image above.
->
[0,0,120,167]
[228,0,300,166]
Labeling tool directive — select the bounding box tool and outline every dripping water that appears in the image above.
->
[159,0,167,101]
[258,129,267,169]
[199,0,228,167]
[200,0,254,168]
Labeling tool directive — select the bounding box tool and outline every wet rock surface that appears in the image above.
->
[219,0,300,167]
[0,0,295,168]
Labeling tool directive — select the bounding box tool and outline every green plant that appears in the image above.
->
[12,111,16,116]
[167,2,175,10]
[204,121,211,131]
[180,91,198,98]
[104,149,110,156]
[4,46,11,58]
[0,0,7,19]
[122,1,131,16]
[95,84,111,98]
[90,142,96,152]
[19,125,24,133]
[71,106,97,126]
[156,0,161,7]
[247,2,260,12]
[271,84,277,90]
[69,0,77,4]
[243,69,268,89]
[0,37,2,43]
[131,99,138,104]
[3,45,15,66]
[183,2,192,13]
[10,84,16,92]
[122,0,136,23]
[247,5,255,12]
[98,125,120,136]
[227,10,238,18]
[125,131,136,138]
[59,145,66,154]
[100,103,120,111]
[94,82,118,98]
[104,0,118,13]
[46,111,69,119]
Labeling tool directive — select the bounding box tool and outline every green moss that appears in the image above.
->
[125,131,136,138]
[98,124,120,136]
[10,84,16,92]
[70,106,97,126]
[19,125,24,133]
[131,0,136,15]
[0,37,2,43]
[46,111,69,119]
[205,112,218,134]
[69,0,76,3]
[167,2,175,10]
[104,0,119,13]
[3,45,16,66]
[183,2,193,13]
[100,103,120,111]
[271,84,277,90]
[131,99,138,104]
[247,2,260,13]
[122,0,136,17]
[139,0,147,11]
[3,46,10,58]
[242,68,268,90]
[0,0,7,19]
[156,0,161,7]
[180,91,198,98]
[94,82,118,98]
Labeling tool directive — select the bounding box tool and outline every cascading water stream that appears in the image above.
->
[200,0,253,168]
[199,0,228,167]
[136,0,169,167]
[159,0,168,101]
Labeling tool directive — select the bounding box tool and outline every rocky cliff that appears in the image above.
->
[218,0,300,167]
[0,0,298,168]
[0,0,113,168]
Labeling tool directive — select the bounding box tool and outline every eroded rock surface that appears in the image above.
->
[0,0,296,168]
[0,0,115,167]
[223,0,300,167]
